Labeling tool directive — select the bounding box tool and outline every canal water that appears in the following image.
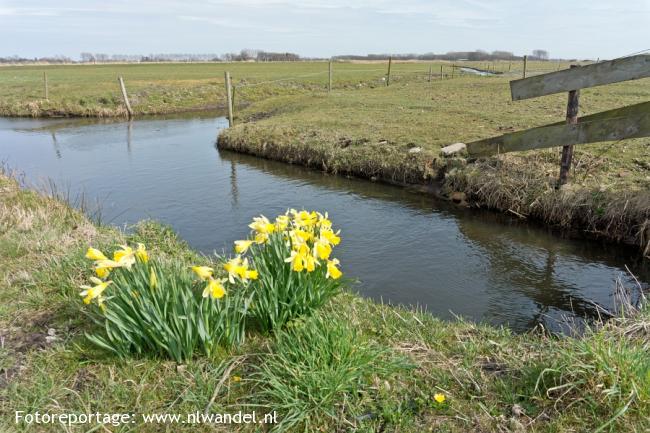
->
[1,115,647,332]
[460,67,497,76]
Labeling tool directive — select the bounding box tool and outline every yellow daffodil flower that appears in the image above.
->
[224,256,258,283]
[285,250,305,272]
[320,228,341,246]
[313,238,332,260]
[191,266,214,280]
[304,254,316,272]
[326,258,342,279]
[94,259,122,278]
[149,268,158,288]
[292,210,318,227]
[203,277,227,299]
[255,232,270,244]
[285,244,317,272]
[250,216,276,244]
[434,393,446,404]
[136,243,149,263]
[85,247,107,261]
[249,215,276,235]
[293,229,314,243]
[275,214,290,231]
[317,212,332,229]
[95,266,110,279]
[113,245,135,267]
[224,256,243,283]
[80,277,112,305]
[234,240,254,254]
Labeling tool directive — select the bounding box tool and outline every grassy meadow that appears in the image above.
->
[0,60,570,117]
[1,171,650,432]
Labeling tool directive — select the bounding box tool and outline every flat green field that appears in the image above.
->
[0,60,571,117]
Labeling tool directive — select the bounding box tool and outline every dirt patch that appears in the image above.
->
[0,311,60,388]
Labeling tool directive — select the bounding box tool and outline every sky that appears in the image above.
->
[1,0,649,60]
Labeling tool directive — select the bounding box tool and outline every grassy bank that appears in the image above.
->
[2,173,650,432]
[215,69,650,254]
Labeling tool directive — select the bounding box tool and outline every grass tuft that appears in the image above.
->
[249,314,411,432]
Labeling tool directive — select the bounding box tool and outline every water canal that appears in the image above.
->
[1,115,647,332]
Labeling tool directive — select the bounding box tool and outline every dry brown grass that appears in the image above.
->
[445,153,650,252]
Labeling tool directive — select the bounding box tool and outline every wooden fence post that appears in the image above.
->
[428,65,432,82]
[523,55,528,78]
[118,76,133,119]
[451,65,455,79]
[557,65,580,187]
[43,72,48,100]
[328,60,332,93]
[224,71,234,127]
[386,56,392,86]
[440,65,443,79]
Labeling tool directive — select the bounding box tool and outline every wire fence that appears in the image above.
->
[6,59,514,118]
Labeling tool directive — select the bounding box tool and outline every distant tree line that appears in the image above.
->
[78,50,302,63]
[1,49,576,64]
[222,49,301,62]
[0,55,72,64]
[80,52,223,63]
[334,49,555,61]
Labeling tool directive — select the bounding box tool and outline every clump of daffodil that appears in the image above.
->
[234,209,345,331]
[81,243,249,362]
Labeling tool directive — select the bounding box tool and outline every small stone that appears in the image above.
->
[511,404,525,417]
[176,364,187,373]
[408,147,422,154]
[441,142,467,156]
[45,335,57,344]
[47,328,56,336]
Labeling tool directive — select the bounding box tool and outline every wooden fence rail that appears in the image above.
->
[466,101,650,157]
[511,54,650,100]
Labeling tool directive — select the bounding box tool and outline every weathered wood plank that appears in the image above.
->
[466,101,650,157]
[510,55,650,100]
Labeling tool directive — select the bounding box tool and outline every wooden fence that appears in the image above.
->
[466,54,650,185]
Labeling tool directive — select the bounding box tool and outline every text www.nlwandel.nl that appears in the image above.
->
[14,410,278,427]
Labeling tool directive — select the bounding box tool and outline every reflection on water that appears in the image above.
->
[1,116,647,332]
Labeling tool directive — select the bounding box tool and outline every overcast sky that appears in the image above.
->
[1,0,648,60]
